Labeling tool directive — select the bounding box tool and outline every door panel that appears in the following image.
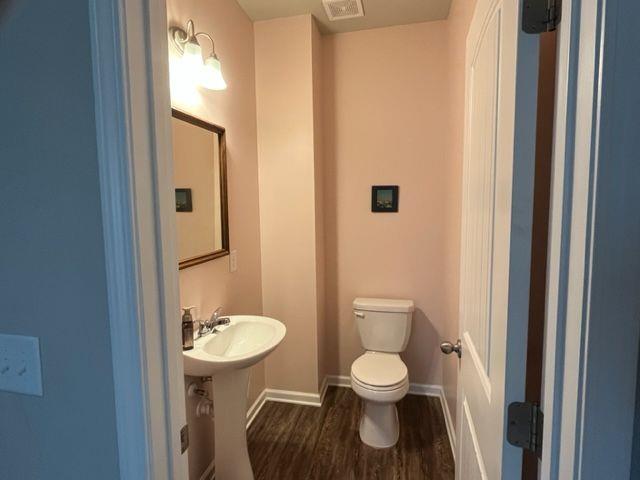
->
[456,0,539,477]
[460,400,488,480]
[462,4,501,395]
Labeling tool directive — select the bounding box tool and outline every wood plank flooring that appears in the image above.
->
[247,386,454,480]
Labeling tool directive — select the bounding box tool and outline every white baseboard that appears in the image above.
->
[319,375,329,404]
[430,385,456,461]
[326,375,456,458]
[326,374,350,387]
[264,387,323,407]
[260,375,329,408]
[199,460,214,480]
[246,388,267,428]
[408,382,442,397]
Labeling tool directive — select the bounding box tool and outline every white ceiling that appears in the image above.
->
[236,0,453,34]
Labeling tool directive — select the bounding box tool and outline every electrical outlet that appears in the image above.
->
[0,334,43,396]
[229,249,238,273]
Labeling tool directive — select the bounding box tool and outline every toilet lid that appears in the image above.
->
[351,352,408,388]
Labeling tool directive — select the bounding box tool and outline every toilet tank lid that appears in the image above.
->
[353,298,415,313]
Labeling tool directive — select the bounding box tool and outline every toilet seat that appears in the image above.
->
[351,352,408,391]
[351,375,408,393]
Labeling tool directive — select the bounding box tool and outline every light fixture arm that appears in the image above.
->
[169,19,198,56]
[185,19,195,39]
[195,32,218,58]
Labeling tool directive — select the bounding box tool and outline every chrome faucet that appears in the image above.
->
[198,307,231,337]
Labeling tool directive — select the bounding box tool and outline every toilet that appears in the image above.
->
[350,297,414,449]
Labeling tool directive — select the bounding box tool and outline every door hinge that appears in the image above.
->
[507,402,543,458]
[180,424,189,454]
[522,0,561,33]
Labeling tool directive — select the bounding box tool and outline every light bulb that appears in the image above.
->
[182,39,203,78]
[201,54,227,91]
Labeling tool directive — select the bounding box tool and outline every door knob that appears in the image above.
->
[440,339,462,358]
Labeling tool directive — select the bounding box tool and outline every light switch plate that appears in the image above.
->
[0,334,43,396]
[229,249,238,273]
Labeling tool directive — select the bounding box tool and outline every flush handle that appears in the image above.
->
[440,339,462,358]
[354,311,365,318]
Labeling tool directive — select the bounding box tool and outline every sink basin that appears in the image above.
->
[182,315,285,480]
[183,315,286,376]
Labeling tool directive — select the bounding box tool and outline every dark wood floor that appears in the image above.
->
[247,386,454,480]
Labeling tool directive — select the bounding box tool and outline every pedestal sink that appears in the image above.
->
[183,315,286,480]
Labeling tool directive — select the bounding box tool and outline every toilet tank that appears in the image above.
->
[353,298,414,353]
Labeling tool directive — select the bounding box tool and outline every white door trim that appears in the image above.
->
[542,0,640,477]
[89,0,188,478]
[539,0,581,475]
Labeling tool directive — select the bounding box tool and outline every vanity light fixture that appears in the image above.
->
[169,19,227,91]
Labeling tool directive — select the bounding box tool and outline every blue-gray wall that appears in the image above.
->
[0,0,120,478]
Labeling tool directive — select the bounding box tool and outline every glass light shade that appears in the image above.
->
[201,55,227,90]
[182,39,203,77]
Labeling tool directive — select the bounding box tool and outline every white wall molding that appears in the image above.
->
[246,389,268,428]
[319,375,329,404]
[542,0,640,477]
[89,0,150,476]
[89,0,187,477]
[408,383,443,397]
[326,374,351,388]
[432,386,456,460]
[199,461,215,480]
[264,388,324,407]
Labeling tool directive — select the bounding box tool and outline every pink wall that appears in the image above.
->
[323,21,452,386]
[321,2,477,430]
[254,15,325,394]
[166,0,263,478]
[442,0,478,428]
[165,6,477,474]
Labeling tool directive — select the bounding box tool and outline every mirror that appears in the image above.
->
[171,109,229,269]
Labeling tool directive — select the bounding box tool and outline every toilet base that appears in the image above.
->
[359,401,400,449]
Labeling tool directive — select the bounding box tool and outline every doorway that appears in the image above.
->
[88,0,640,478]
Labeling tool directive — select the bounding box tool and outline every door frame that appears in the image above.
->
[541,0,640,477]
[87,0,640,477]
[89,0,188,478]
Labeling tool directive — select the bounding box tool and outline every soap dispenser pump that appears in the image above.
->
[182,306,195,351]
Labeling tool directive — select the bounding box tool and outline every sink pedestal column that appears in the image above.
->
[212,368,253,480]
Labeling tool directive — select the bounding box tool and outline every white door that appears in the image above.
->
[454,0,540,478]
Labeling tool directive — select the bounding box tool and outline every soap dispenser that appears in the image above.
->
[182,306,195,351]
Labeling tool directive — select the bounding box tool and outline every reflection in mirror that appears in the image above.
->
[171,109,229,269]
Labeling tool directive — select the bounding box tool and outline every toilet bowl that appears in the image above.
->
[350,298,414,449]
[351,352,409,448]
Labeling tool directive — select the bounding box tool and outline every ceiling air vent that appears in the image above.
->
[322,0,365,21]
